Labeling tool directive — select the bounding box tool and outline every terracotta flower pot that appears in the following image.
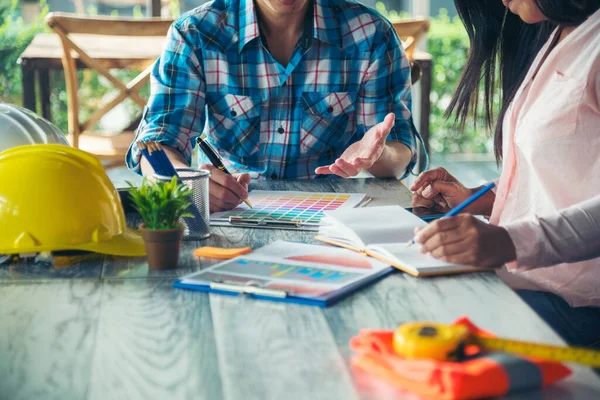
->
[139,224,184,270]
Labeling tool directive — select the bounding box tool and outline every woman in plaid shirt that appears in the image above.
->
[127,0,421,212]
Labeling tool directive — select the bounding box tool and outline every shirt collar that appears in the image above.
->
[237,0,342,53]
[313,0,341,48]
[238,0,260,53]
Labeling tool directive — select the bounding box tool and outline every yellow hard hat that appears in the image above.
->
[0,144,145,256]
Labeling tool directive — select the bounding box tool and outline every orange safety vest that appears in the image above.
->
[350,317,571,400]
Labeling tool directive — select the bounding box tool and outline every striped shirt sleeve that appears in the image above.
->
[505,195,600,269]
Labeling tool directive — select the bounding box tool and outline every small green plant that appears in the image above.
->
[127,177,193,230]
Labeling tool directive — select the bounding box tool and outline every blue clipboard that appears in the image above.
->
[173,267,394,308]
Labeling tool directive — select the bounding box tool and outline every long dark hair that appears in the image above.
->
[448,0,600,162]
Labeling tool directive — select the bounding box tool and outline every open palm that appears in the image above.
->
[315,113,395,178]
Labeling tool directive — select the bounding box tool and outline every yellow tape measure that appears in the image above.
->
[393,322,600,368]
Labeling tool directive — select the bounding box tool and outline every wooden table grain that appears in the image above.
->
[1,178,598,400]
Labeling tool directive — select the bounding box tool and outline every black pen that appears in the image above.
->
[196,137,253,208]
[228,216,302,228]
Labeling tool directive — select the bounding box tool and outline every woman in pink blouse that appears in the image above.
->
[411,0,600,349]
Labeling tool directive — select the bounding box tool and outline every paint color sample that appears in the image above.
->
[286,255,372,269]
[210,190,366,227]
[176,241,393,302]
[214,258,362,285]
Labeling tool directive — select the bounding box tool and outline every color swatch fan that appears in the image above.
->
[210,190,366,230]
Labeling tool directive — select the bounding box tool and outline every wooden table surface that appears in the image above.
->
[1,178,598,400]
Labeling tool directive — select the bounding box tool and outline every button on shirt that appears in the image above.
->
[126,0,419,179]
[491,10,600,307]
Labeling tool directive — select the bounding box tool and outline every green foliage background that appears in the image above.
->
[0,0,47,103]
[376,3,494,155]
[425,10,495,155]
[0,0,149,132]
[0,1,494,155]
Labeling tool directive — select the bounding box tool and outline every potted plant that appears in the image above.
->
[128,177,193,270]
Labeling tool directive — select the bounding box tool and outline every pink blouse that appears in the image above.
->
[490,9,600,307]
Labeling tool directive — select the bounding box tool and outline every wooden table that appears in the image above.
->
[17,34,432,171]
[2,178,596,400]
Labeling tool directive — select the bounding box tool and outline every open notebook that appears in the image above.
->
[315,205,483,277]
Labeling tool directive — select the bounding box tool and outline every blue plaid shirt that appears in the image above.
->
[127,0,420,179]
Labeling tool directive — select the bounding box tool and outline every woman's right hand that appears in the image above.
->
[410,167,476,214]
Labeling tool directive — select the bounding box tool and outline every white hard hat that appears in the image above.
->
[0,103,69,153]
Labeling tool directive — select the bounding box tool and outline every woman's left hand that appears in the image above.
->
[414,215,517,267]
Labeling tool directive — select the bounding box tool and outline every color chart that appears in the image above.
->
[214,258,362,285]
[210,190,366,230]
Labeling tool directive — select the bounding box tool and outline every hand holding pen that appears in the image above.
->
[196,137,253,212]
[408,182,496,247]
[407,182,516,268]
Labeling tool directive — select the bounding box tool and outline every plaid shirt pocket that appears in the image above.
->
[300,92,357,155]
[206,92,262,157]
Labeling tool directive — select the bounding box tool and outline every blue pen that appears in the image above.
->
[408,182,496,246]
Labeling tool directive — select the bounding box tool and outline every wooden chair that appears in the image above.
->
[45,12,173,162]
[393,18,431,60]
[392,18,430,85]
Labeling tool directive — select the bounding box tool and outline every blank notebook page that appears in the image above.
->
[374,243,458,268]
[323,206,427,245]
[372,243,479,274]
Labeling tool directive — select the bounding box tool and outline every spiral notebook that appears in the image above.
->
[173,241,393,307]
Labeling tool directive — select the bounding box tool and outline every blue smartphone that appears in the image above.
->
[405,207,445,222]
